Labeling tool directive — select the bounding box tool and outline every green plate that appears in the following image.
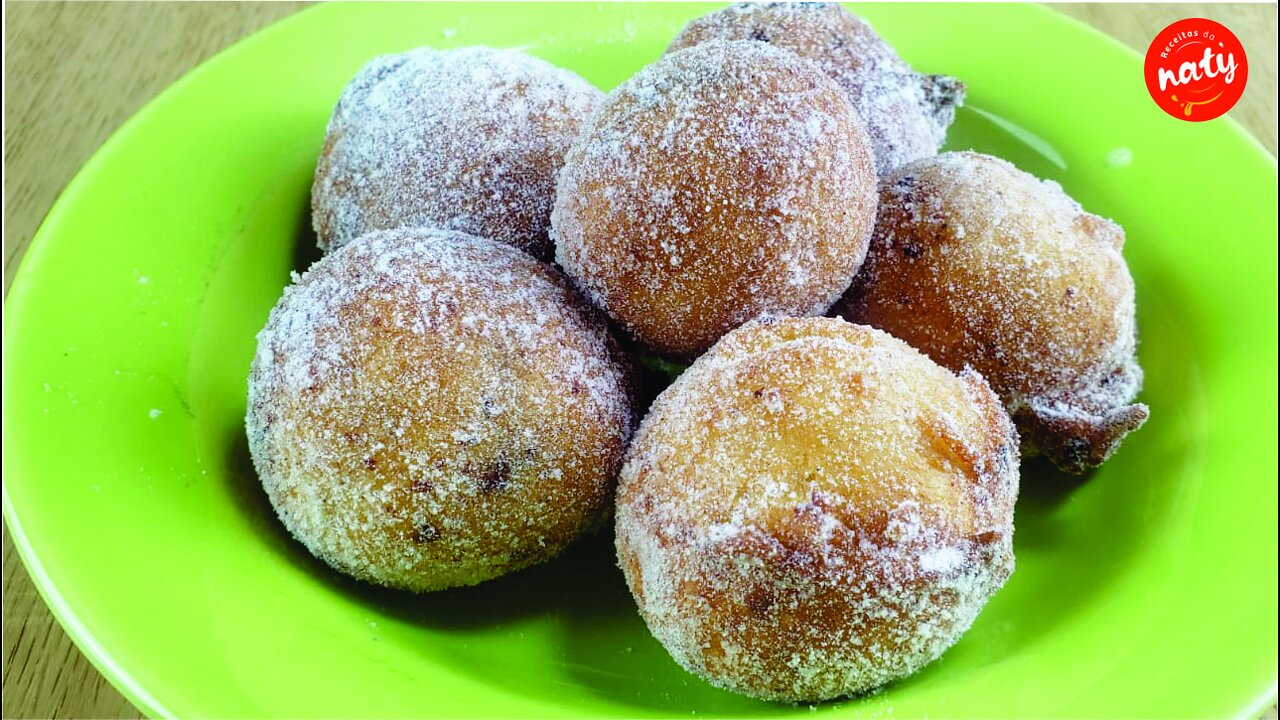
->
[4,3,1276,717]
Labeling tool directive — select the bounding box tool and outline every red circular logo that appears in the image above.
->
[1145,18,1248,122]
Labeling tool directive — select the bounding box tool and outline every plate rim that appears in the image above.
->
[1,7,330,719]
[2,3,1276,718]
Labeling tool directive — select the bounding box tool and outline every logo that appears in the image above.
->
[1144,18,1248,121]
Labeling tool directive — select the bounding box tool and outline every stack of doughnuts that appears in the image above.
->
[248,2,1147,702]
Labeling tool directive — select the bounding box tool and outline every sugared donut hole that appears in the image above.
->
[553,39,878,359]
[615,316,1019,701]
[247,227,633,592]
[837,151,1147,472]
[312,47,602,258]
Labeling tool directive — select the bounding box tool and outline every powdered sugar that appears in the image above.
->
[616,317,1017,701]
[667,3,965,175]
[552,39,877,358]
[247,227,633,591]
[312,47,602,257]
[839,151,1147,472]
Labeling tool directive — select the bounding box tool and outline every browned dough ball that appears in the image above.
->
[552,40,878,359]
[312,47,603,257]
[616,316,1018,702]
[668,2,965,176]
[247,228,633,592]
[837,151,1149,473]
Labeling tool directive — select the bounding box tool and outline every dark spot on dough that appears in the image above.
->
[411,522,440,544]
[745,586,775,616]
[477,458,512,494]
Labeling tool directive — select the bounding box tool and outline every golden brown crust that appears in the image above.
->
[552,40,877,359]
[615,317,1018,701]
[838,151,1148,472]
[247,228,633,591]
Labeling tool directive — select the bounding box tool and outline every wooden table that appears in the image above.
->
[3,3,1275,718]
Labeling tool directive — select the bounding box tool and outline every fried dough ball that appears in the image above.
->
[312,47,602,257]
[837,152,1149,473]
[616,316,1018,702]
[668,3,965,176]
[247,228,633,592]
[553,40,877,359]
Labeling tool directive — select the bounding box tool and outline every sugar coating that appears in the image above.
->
[616,316,1018,701]
[246,228,633,592]
[312,47,603,257]
[552,39,877,359]
[667,3,965,176]
[838,151,1148,473]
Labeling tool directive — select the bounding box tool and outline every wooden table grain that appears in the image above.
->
[3,3,1276,718]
